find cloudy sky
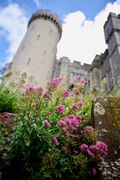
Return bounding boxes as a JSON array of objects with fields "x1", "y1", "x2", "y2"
[{"x1": 0, "y1": 0, "x2": 120, "y2": 67}]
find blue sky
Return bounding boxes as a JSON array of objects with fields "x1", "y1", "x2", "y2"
[
  {"x1": 0, "y1": 0, "x2": 120, "y2": 67},
  {"x1": 0, "y1": 0, "x2": 116, "y2": 19}
]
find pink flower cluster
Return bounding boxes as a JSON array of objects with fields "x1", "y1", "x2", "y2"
[
  {"x1": 36, "y1": 86, "x2": 43, "y2": 95},
  {"x1": 44, "y1": 92, "x2": 51, "y2": 100},
  {"x1": 58, "y1": 115, "x2": 82, "y2": 128},
  {"x1": 52, "y1": 136, "x2": 59, "y2": 146},
  {"x1": 79, "y1": 144, "x2": 89, "y2": 151},
  {"x1": 92, "y1": 168, "x2": 97, "y2": 176},
  {"x1": 63, "y1": 89, "x2": 71, "y2": 97},
  {"x1": 26, "y1": 85, "x2": 35, "y2": 93},
  {"x1": 1, "y1": 112, "x2": 10, "y2": 121},
  {"x1": 72, "y1": 101, "x2": 84, "y2": 110},
  {"x1": 48, "y1": 77, "x2": 62, "y2": 90},
  {"x1": 84, "y1": 126, "x2": 94, "y2": 133},
  {"x1": 25, "y1": 85, "x2": 43, "y2": 95},
  {"x1": 89, "y1": 141, "x2": 108, "y2": 160},
  {"x1": 79, "y1": 143, "x2": 94, "y2": 157},
  {"x1": 58, "y1": 115, "x2": 82, "y2": 138},
  {"x1": 55, "y1": 105, "x2": 65, "y2": 114},
  {"x1": 74, "y1": 89, "x2": 80, "y2": 96},
  {"x1": 80, "y1": 141, "x2": 108, "y2": 160},
  {"x1": 43, "y1": 120, "x2": 51, "y2": 128},
  {"x1": 76, "y1": 76, "x2": 87, "y2": 85}
]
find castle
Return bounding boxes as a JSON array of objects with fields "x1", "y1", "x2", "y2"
[{"x1": 9, "y1": 10, "x2": 120, "y2": 90}]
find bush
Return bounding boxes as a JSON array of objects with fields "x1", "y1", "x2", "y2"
[
  {"x1": 0, "y1": 85, "x2": 20, "y2": 113},
  {"x1": 0, "y1": 77, "x2": 107, "y2": 180}
]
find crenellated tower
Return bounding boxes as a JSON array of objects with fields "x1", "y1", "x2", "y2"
[
  {"x1": 104, "y1": 13, "x2": 120, "y2": 87},
  {"x1": 10, "y1": 10, "x2": 62, "y2": 88}
]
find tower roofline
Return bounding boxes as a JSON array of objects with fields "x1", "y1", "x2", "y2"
[
  {"x1": 104, "y1": 12, "x2": 120, "y2": 29},
  {"x1": 28, "y1": 10, "x2": 62, "y2": 39}
]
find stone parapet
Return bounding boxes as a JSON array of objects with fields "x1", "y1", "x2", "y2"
[{"x1": 28, "y1": 10, "x2": 62, "y2": 39}]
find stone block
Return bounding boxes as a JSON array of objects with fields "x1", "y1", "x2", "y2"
[{"x1": 92, "y1": 97, "x2": 120, "y2": 160}]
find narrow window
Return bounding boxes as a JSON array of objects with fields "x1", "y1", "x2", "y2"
[
  {"x1": 43, "y1": 50, "x2": 46, "y2": 55},
  {"x1": 49, "y1": 29, "x2": 53, "y2": 34},
  {"x1": 27, "y1": 58, "x2": 31, "y2": 65},
  {"x1": 37, "y1": 34, "x2": 40, "y2": 40}
]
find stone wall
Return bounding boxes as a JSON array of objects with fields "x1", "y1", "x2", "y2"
[
  {"x1": 93, "y1": 97, "x2": 120, "y2": 160},
  {"x1": 92, "y1": 97, "x2": 120, "y2": 179}
]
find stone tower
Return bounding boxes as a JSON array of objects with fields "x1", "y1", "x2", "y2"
[
  {"x1": 11, "y1": 10, "x2": 62, "y2": 88},
  {"x1": 104, "y1": 13, "x2": 120, "y2": 87}
]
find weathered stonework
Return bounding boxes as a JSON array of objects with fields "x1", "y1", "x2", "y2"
[
  {"x1": 89, "y1": 13, "x2": 120, "y2": 91},
  {"x1": 93, "y1": 97, "x2": 120, "y2": 160},
  {"x1": 10, "y1": 10, "x2": 62, "y2": 89},
  {"x1": 7, "y1": 11, "x2": 120, "y2": 90},
  {"x1": 53, "y1": 56, "x2": 90, "y2": 85}
]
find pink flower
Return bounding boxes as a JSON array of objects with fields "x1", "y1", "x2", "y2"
[
  {"x1": 43, "y1": 120, "x2": 51, "y2": 128},
  {"x1": 26, "y1": 85, "x2": 35, "y2": 93},
  {"x1": 36, "y1": 86, "x2": 43, "y2": 95},
  {"x1": 75, "y1": 134, "x2": 81, "y2": 139},
  {"x1": 80, "y1": 79, "x2": 86, "y2": 84},
  {"x1": 89, "y1": 145, "x2": 98, "y2": 151},
  {"x1": 55, "y1": 105, "x2": 65, "y2": 114},
  {"x1": 44, "y1": 92, "x2": 51, "y2": 99},
  {"x1": 96, "y1": 141, "x2": 107, "y2": 151},
  {"x1": 68, "y1": 115, "x2": 76, "y2": 120},
  {"x1": 76, "y1": 76, "x2": 86, "y2": 85},
  {"x1": 74, "y1": 89, "x2": 80, "y2": 96},
  {"x1": 65, "y1": 132, "x2": 71, "y2": 138},
  {"x1": 92, "y1": 168, "x2": 97, "y2": 176},
  {"x1": 76, "y1": 116, "x2": 82, "y2": 123},
  {"x1": 89, "y1": 141, "x2": 108, "y2": 160},
  {"x1": 79, "y1": 144, "x2": 88, "y2": 151},
  {"x1": 87, "y1": 149, "x2": 95, "y2": 157},
  {"x1": 72, "y1": 101, "x2": 84, "y2": 110},
  {"x1": 58, "y1": 120, "x2": 67, "y2": 127},
  {"x1": 84, "y1": 126, "x2": 94, "y2": 133},
  {"x1": 70, "y1": 125, "x2": 77, "y2": 131},
  {"x1": 52, "y1": 136, "x2": 59, "y2": 146},
  {"x1": 1, "y1": 112, "x2": 10, "y2": 121},
  {"x1": 76, "y1": 75, "x2": 82, "y2": 82},
  {"x1": 48, "y1": 78, "x2": 62, "y2": 90},
  {"x1": 66, "y1": 115, "x2": 81, "y2": 128},
  {"x1": 61, "y1": 128, "x2": 67, "y2": 135},
  {"x1": 63, "y1": 90, "x2": 70, "y2": 97},
  {"x1": 45, "y1": 111, "x2": 52, "y2": 115}
]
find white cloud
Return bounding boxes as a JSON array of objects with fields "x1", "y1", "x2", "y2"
[
  {"x1": 0, "y1": 1, "x2": 120, "y2": 67},
  {"x1": 33, "y1": 0, "x2": 41, "y2": 8},
  {"x1": 0, "y1": 3, "x2": 28, "y2": 65},
  {"x1": 57, "y1": 0, "x2": 120, "y2": 64}
]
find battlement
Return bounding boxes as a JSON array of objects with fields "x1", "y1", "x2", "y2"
[
  {"x1": 104, "y1": 12, "x2": 120, "y2": 43},
  {"x1": 28, "y1": 10, "x2": 62, "y2": 39}
]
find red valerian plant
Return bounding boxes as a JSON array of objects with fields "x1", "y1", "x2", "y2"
[{"x1": 0, "y1": 76, "x2": 107, "y2": 180}]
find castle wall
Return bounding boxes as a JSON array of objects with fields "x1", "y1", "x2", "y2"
[
  {"x1": 89, "y1": 13, "x2": 120, "y2": 91},
  {"x1": 8, "y1": 11, "x2": 120, "y2": 91},
  {"x1": 104, "y1": 13, "x2": 120, "y2": 87},
  {"x1": 53, "y1": 57, "x2": 90, "y2": 85}
]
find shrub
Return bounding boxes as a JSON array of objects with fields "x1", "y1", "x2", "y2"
[
  {"x1": 1, "y1": 77, "x2": 107, "y2": 180},
  {"x1": 0, "y1": 85, "x2": 20, "y2": 113}
]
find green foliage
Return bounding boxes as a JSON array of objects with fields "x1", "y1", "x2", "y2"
[
  {"x1": 0, "y1": 77, "x2": 107, "y2": 180},
  {"x1": 0, "y1": 85, "x2": 20, "y2": 113}
]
